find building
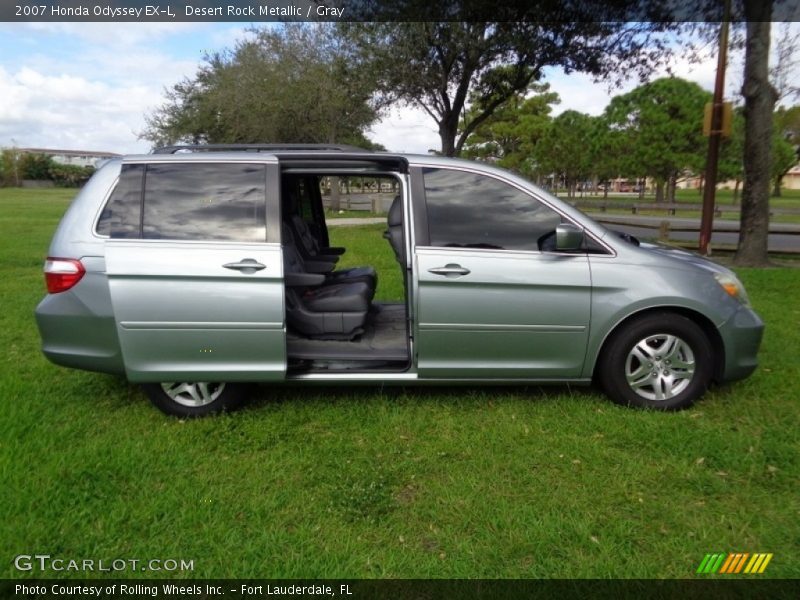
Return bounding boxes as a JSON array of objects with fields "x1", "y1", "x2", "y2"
[{"x1": 782, "y1": 164, "x2": 800, "y2": 190}]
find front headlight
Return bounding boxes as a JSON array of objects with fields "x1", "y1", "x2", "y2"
[{"x1": 714, "y1": 272, "x2": 750, "y2": 306}]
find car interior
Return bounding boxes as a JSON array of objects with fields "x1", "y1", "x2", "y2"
[{"x1": 280, "y1": 172, "x2": 411, "y2": 374}]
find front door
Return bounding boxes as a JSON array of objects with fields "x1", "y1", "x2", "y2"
[
  {"x1": 414, "y1": 166, "x2": 591, "y2": 379},
  {"x1": 104, "y1": 160, "x2": 286, "y2": 383}
]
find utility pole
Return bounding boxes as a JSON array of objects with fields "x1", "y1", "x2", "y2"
[{"x1": 699, "y1": 0, "x2": 732, "y2": 255}]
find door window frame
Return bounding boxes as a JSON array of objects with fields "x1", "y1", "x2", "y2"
[
  {"x1": 96, "y1": 158, "x2": 280, "y2": 245},
  {"x1": 411, "y1": 163, "x2": 615, "y2": 257}
]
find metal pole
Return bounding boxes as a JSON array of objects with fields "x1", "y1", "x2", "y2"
[{"x1": 699, "y1": 0, "x2": 732, "y2": 255}]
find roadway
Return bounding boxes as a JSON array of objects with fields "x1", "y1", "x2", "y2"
[{"x1": 327, "y1": 214, "x2": 800, "y2": 253}]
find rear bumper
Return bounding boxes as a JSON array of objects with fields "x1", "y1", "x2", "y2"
[
  {"x1": 35, "y1": 289, "x2": 124, "y2": 376},
  {"x1": 718, "y1": 305, "x2": 764, "y2": 383}
]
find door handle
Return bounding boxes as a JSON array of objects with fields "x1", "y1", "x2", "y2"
[
  {"x1": 428, "y1": 264, "x2": 471, "y2": 277},
  {"x1": 223, "y1": 259, "x2": 266, "y2": 274}
]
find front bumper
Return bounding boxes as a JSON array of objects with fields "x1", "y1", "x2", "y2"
[{"x1": 717, "y1": 305, "x2": 765, "y2": 383}]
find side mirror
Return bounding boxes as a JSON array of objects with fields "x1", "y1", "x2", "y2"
[{"x1": 555, "y1": 223, "x2": 584, "y2": 251}]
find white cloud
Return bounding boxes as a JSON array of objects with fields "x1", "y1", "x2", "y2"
[
  {"x1": 207, "y1": 25, "x2": 256, "y2": 52},
  {"x1": 0, "y1": 23, "x2": 225, "y2": 153},
  {"x1": 369, "y1": 104, "x2": 440, "y2": 154},
  {"x1": 0, "y1": 63, "x2": 166, "y2": 152}
]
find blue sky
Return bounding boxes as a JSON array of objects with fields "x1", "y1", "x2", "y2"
[{"x1": 0, "y1": 22, "x2": 771, "y2": 155}]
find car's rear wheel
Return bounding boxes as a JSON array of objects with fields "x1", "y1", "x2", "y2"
[
  {"x1": 598, "y1": 313, "x2": 713, "y2": 410},
  {"x1": 142, "y1": 381, "x2": 249, "y2": 417}
]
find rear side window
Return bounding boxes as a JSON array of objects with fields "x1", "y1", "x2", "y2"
[
  {"x1": 142, "y1": 163, "x2": 266, "y2": 242},
  {"x1": 423, "y1": 167, "x2": 561, "y2": 251},
  {"x1": 99, "y1": 164, "x2": 144, "y2": 239}
]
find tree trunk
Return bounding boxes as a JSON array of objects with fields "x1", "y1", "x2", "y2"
[
  {"x1": 329, "y1": 176, "x2": 341, "y2": 212},
  {"x1": 735, "y1": 10, "x2": 777, "y2": 267},
  {"x1": 733, "y1": 178, "x2": 741, "y2": 204},
  {"x1": 667, "y1": 173, "x2": 677, "y2": 203},
  {"x1": 655, "y1": 180, "x2": 665, "y2": 203},
  {"x1": 772, "y1": 177, "x2": 782, "y2": 197},
  {"x1": 439, "y1": 118, "x2": 458, "y2": 157}
]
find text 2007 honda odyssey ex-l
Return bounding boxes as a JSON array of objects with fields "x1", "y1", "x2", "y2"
[{"x1": 35, "y1": 144, "x2": 764, "y2": 416}]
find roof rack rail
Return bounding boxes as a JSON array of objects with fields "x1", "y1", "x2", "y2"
[{"x1": 152, "y1": 143, "x2": 369, "y2": 154}]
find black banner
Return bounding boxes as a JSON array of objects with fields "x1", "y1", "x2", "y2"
[
  {"x1": 3, "y1": 0, "x2": 800, "y2": 23},
  {"x1": 3, "y1": 579, "x2": 800, "y2": 600}
]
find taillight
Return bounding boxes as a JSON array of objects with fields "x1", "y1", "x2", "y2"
[{"x1": 44, "y1": 258, "x2": 85, "y2": 293}]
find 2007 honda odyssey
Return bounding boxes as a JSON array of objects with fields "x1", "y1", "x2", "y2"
[{"x1": 35, "y1": 144, "x2": 764, "y2": 416}]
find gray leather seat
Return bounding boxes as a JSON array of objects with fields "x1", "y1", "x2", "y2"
[
  {"x1": 283, "y1": 224, "x2": 377, "y2": 292},
  {"x1": 385, "y1": 195, "x2": 405, "y2": 265},
  {"x1": 289, "y1": 213, "x2": 345, "y2": 262},
  {"x1": 283, "y1": 242, "x2": 371, "y2": 339}
]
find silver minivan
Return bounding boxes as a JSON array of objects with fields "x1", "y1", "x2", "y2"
[{"x1": 35, "y1": 145, "x2": 764, "y2": 416}]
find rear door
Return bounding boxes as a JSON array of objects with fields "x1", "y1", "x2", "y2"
[
  {"x1": 104, "y1": 159, "x2": 286, "y2": 383},
  {"x1": 413, "y1": 166, "x2": 592, "y2": 379}
]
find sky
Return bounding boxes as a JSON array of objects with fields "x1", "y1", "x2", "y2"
[{"x1": 0, "y1": 22, "x2": 785, "y2": 156}]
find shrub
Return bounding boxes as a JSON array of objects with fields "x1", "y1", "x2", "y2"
[
  {"x1": 48, "y1": 163, "x2": 95, "y2": 187},
  {"x1": 19, "y1": 153, "x2": 55, "y2": 180},
  {"x1": 0, "y1": 149, "x2": 95, "y2": 187},
  {"x1": 0, "y1": 149, "x2": 22, "y2": 186}
]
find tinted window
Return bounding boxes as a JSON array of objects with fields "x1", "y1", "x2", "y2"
[
  {"x1": 423, "y1": 168, "x2": 562, "y2": 251},
  {"x1": 100, "y1": 164, "x2": 144, "y2": 239},
  {"x1": 142, "y1": 163, "x2": 266, "y2": 242}
]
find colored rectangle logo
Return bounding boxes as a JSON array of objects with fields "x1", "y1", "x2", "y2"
[{"x1": 697, "y1": 553, "x2": 772, "y2": 574}]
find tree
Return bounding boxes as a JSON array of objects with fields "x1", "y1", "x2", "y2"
[
  {"x1": 771, "y1": 134, "x2": 798, "y2": 197},
  {"x1": 604, "y1": 77, "x2": 710, "y2": 203},
  {"x1": 0, "y1": 148, "x2": 22, "y2": 186},
  {"x1": 142, "y1": 24, "x2": 379, "y2": 148},
  {"x1": 770, "y1": 22, "x2": 800, "y2": 103},
  {"x1": 536, "y1": 110, "x2": 596, "y2": 198},
  {"x1": 342, "y1": 20, "x2": 679, "y2": 156},
  {"x1": 734, "y1": 7, "x2": 778, "y2": 267},
  {"x1": 588, "y1": 117, "x2": 629, "y2": 199},
  {"x1": 717, "y1": 108, "x2": 746, "y2": 203},
  {"x1": 771, "y1": 105, "x2": 800, "y2": 196},
  {"x1": 460, "y1": 82, "x2": 559, "y2": 180}
]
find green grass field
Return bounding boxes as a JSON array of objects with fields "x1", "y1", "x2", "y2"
[{"x1": 1, "y1": 188, "x2": 798, "y2": 579}]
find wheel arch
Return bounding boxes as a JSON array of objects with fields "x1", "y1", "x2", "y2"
[{"x1": 591, "y1": 306, "x2": 725, "y2": 383}]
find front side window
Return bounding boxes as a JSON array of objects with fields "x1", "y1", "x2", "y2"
[
  {"x1": 423, "y1": 167, "x2": 562, "y2": 251},
  {"x1": 142, "y1": 163, "x2": 266, "y2": 242}
]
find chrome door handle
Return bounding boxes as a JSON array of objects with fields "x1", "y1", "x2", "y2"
[
  {"x1": 428, "y1": 264, "x2": 471, "y2": 277},
  {"x1": 223, "y1": 259, "x2": 266, "y2": 273}
]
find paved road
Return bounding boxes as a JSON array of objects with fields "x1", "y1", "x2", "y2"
[
  {"x1": 328, "y1": 217, "x2": 386, "y2": 227},
  {"x1": 592, "y1": 214, "x2": 800, "y2": 253},
  {"x1": 327, "y1": 214, "x2": 800, "y2": 253}
]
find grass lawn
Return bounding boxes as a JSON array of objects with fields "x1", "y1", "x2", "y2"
[{"x1": 1, "y1": 188, "x2": 798, "y2": 579}]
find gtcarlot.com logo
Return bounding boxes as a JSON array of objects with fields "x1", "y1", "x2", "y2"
[
  {"x1": 14, "y1": 554, "x2": 194, "y2": 573},
  {"x1": 696, "y1": 552, "x2": 773, "y2": 574}
]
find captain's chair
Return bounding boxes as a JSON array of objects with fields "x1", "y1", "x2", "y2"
[{"x1": 384, "y1": 195, "x2": 405, "y2": 266}]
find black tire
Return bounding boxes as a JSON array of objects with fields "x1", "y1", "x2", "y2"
[
  {"x1": 142, "y1": 382, "x2": 250, "y2": 417},
  {"x1": 597, "y1": 312, "x2": 714, "y2": 410}
]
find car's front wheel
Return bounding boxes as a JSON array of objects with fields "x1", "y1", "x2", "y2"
[
  {"x1": 142, "y1": 382, "x2": 249, "y2": 417},
  {"x1": 598, "y1": 313, "x2": 714, "y2": 410}
]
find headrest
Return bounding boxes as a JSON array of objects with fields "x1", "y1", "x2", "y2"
[{"x1": 387, "y1": 195, "x2": 403, "y2": 226}]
